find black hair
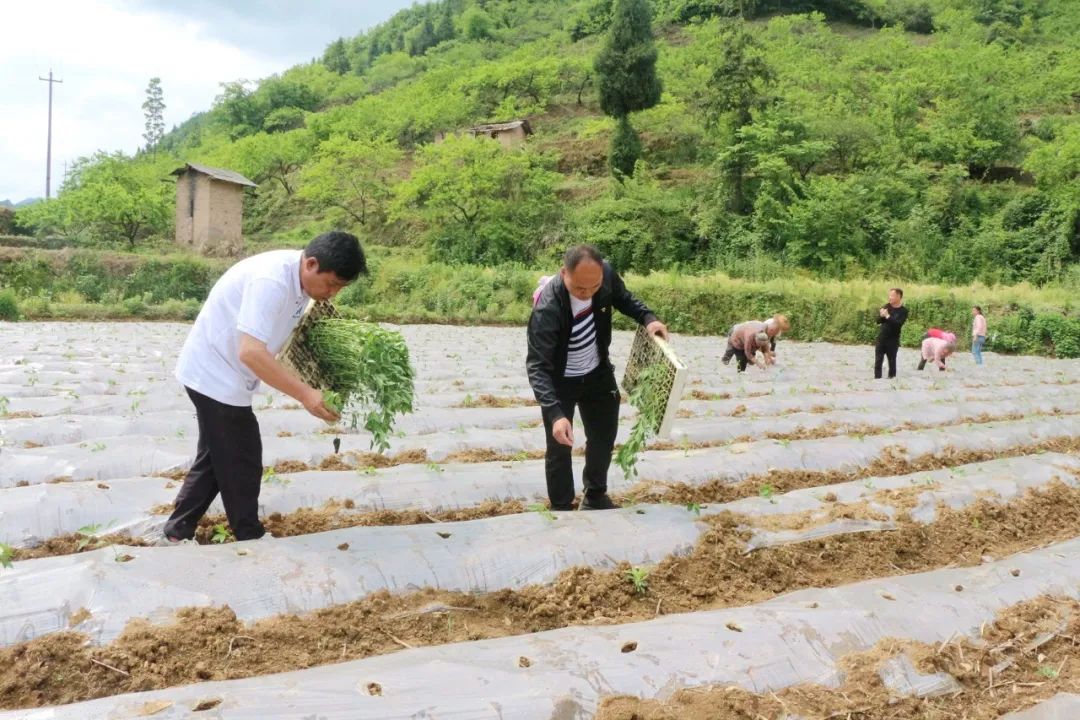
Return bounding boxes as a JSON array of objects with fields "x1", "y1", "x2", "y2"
[
  {"x1": 890, "y1": 287, "x2": 904, "y2": 298},
  {"x1": 563, "y1": 244, "x2": 604, "y2": 271},
  {"x1": 974, "y1": 305, "x2": 983, "y2": 314},
  {"x1": 304, "y1": 231, "x2": 367, "y2": 281}
]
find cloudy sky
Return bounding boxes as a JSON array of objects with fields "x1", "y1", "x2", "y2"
[{"x1": 0, "y1": 0, "x2": 414, "y2": 203}]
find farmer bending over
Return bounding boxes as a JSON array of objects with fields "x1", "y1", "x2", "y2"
[
  {"x1": 161, "y1": 231, "x2": 366, "y2": 544},
  {"x1": 527, "y1": 245, "x2": 668, "y2": 511},
  {"x1": 918, "y1": 335, "x2": 956, "y2": 371},
  {"x1": 722, "y1": 315, "x2": 789, "y2": 372}
]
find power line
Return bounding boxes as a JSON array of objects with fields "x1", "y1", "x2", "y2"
[{"x1": 39, "y1": 69, "x2": 63, "y2": 199}]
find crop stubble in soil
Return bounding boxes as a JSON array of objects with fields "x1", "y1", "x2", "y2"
[
  {"x1": 598, "y1": 596, "x2": 1080, "y2": 720},
  {"x1": 22, "y1": 435, "x2": 1080, "y2": 560},
  {"x1": 3, "y1": 481, "x2": 1080, "y2": 710}
]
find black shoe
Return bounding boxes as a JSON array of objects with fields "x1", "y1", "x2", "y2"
[
  {"x1": 549, "y1": 504, "x2": 574, "y2": 512},
  {"x1": 917, "y1": 359, "x2": 927, "y2": 371},
  {"x1": 580, "y1": 493, "x2": 619, "y2": 511}
]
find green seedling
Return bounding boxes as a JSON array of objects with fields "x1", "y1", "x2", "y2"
[
  {"x1": 261, "y1": 468, "x2": 290, "y2": 486},
  {"x1": 261, "y1": 393, "x2": 275, "y2": 409},
  {"x1": 323, "y1": 389, "x2": 344, "y2": 414},
  {"x1": 863, "y1": 480, "x2": 876, "y2": 490},
  {"x1": 686, "y1": 502, "x2": 702, "y2": 515},
  {"x1": 0, "y1": 543, "x2": 13, "y2": 569},
  {"x1": 625, "y1": 566, "x2": 649, "y2": 594},
  {"x1": 0, "y1": 396, "x2": 8, "y2": 416},
  {"x1": 359, "y1": 465, "x2": 378, "y2": 476},
  {"x1": 425, "y1": 462, "x2": 445, "y2": 473},
  {"x1": 971, "y1": 517, "x2": 981, "y2": 529},
  {"x1": 527, "y1": 503, "x2": 556, "y2": 521},
  {"x1": 91, "y1": 442, "x2": 106, "y2": 452},
  {"x1": 759, "y1": 483, "x2": 776, "y2": 501},
  {"x1": 75, "y1": 523, "x2": 105, "y2": 552},
  {"x1": 511, "y1": 450, "x2": 530, "y2": 463},
  {"x1": 211, "y1": 524, "x2": 234, "y2": 544},
  {"x1": 175, "y1": 428, "x2": 186, "y2": 439},
  {"x1": 1038, "y1": 665, "x2": 1059, "y2": 679},
  {"x1": 679, "y1": 436, "x2": 692, "y2": 457}
]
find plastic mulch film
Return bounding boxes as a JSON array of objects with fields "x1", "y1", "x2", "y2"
[
  {"x1": 1003, "y1": 694, "x2": 1080, "y2": 719},
  {"x1": 3, "y1": 453, "x2": 1076, "y2": 651},
  {"x1": 275, "y1": 299, "x2": 341, "y2": 389},
  {"x1": 621, "y1": 326, "x2": 688, "y2": 439},
  {"x1": 5, "y1": 536, "x2": 1080, "y2": 720}
]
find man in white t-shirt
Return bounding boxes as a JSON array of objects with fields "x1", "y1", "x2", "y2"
[
  {"x1": 526, "y1": 245, "x2": 668, "y2": 511},
  {"x1": 162, "y1": 231, "x2": 367, "y2": 543}
]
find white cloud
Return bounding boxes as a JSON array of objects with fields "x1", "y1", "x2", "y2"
[{"x1": 0, "y1": 1, "x2": 298, "y2": 202}]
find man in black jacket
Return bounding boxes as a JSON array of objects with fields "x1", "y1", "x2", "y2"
[
  {"x1": 527, "y1": 245, "x2": 668, "y2": 511},
  {"x1": 874, "y1": 287, "x2": 908, "y2": 379}
]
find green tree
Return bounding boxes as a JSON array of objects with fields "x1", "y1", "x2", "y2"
[
  {"x1": 323, "y1": 38, "x2": 351, "y2": 74},
  {"x1": 391, "y1": 135, "x2": 560, "y2": 264},
  {"x1": 142, "y1": 77, "x2": 166, "y2": 154},
  {"x1": 227, "y1": 129, "x2": 315, "y2": 196},
  {"x1": 407, "y1": 14, "x2": 438, "y2": 56},
  {"x1": 435, "y1": 2, "x2": 456, "y2": 43},
  {"x1": 594, "y1": 0, "x2": 662, "y2": 177},
  {"x1": 299, "y1": 136, "x2": 403, "y2": 225},
  {"x1": 18, "y1": 152, "x2": 173, "y2": 247},
  {"x1": 462, "y1": 7, "x2": 494, "y2": 40},
  {"x1": 699, "y1": 21, "x2": 775, "y2": 212}
]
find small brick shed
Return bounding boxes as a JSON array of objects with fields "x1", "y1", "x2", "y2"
[
  {"x1": 171, "y1": 163, "x2": 256, "y2": 257},
  {"x1": 435, "y1": 119, "x2": 533, "y2": 148}
]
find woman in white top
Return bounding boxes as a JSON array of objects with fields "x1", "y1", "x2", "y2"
[{"x1": 972, "y1": 306, "x2": 988, "y2": 365}]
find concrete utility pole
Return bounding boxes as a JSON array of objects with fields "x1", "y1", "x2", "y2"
[{"x1": 39, "y1": 69, "x2": 63, "y2": 199}]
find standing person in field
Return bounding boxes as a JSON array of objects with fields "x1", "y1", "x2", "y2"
[
  {"x1": 527, "y1": 245, "x2": 668, "y2": 511},
  {"x1": 161, "y1": 231, "x2": 367, "y2": 544},
  {"x1": 722, "y1": 315, "x2": 790, "y2": 371},
  {"x1": 874, "y1": 288, "x2": 908, "y2": 379},
  {"x1": 972, "y1": 306, "x2": 988, "y2": 365}
]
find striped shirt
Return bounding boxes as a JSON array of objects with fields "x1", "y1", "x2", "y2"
[{"x1": 564, "y1": 295, "x2": 600, "y2": 377}]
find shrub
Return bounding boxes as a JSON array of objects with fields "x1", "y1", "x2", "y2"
[{"x1": 0, "y1": 289, "x2": 19, "y2": 321}]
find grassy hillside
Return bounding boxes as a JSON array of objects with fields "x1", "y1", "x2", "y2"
[{"x1": 10, "y1": 0, "x2": 1080, "y2": 289}]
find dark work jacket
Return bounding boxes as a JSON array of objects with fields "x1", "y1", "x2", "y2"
[
  {"x1": 527, "y1": 262, "x2": 657, "y2": 424},
  {"x1": 876, "y1": 303, "x2": 908, "y2": 344}
]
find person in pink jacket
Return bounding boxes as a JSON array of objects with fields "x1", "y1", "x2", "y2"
[
  {"x1": 972, "y1": 306, "x2": 987, "y2": 365},
  {"x1": 918, "y1": 336, "x2": 956, "y2": 371}
]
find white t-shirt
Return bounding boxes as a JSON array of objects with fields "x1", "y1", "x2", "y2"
[
  {"x1": 564, "y1": 294, "x2": 600, "y2": 377},
  {"x1": 176, "y1": 250, "x2": 309, "y2": 406}
]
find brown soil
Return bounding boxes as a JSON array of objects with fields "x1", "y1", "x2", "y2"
[
  {"x1": 688, "y1": 390, "x2": 731, "y2": 401},
  {"x1": 3, "y1": 482, "x2": 1079, "y2": 710},
  {"x1": 444, "y1": 448, "x2": 549, "y2": 463},
  {"x1": 19, "y1": 435, "x2": 1080, "y2": 562},
  {"x1": 453, "y1": 394, "x2": 537, "y2": 409},
  {"x1": 22, "y1": 441, "x2": 43, "y2": 449},
  {"x1": 270, "y1": 460, "x2": 310, "y2": 474},
  {"x1": 191, "y1": 498, "x2": 531, "y2": 542},
  {"x1": 153, "y1": 468, "x2": 188, "y2": 481},
  {"x1": 597, "y1": 596, "x2": 1080, "y2": 720},
  {"x1": 3, "y1": 411, "x2": 41, "y2": 419},
  {"x1": 629, "y1": 436, "x2": 1080, "y2": 506},
  {"x1": 12, "y1": 533, "x2": 150, "y2": 561}
]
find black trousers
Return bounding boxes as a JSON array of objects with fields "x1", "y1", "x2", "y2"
[
  {"x1": 543, "y1": 367, "x2": 621, "y2": 509},
  {"x1": 874, "y1": 338, "x2": 900, "y2": 379},
  {"x1": 164, "y1": 387, "x2": 266, "y2": 541}
]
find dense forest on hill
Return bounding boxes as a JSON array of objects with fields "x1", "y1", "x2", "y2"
[{"x1": 14, "y1": 0, "x2": 1080, "y2": 287}]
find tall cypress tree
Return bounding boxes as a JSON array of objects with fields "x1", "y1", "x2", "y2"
[{"x1": 594, "y1": 0, "x2": 661, "y2": 177}]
